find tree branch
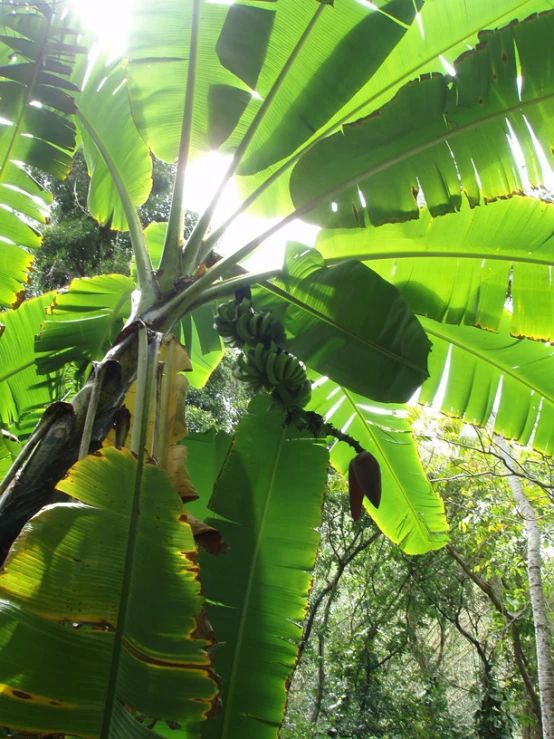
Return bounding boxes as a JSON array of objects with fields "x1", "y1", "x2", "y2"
[{"x1": 447, "y1": 544, "x2": 541, "y2": 723}]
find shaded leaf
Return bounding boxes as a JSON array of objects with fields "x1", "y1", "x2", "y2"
[
  {"x1": 200, "y1": 395, "x2": 328, "y2": 737},
  {"x1": 254, "y1": 243, "x2": 431, "y2": 403},
  {"x1": 0, "y1": 447, "x2": 219, "y2": 735}
]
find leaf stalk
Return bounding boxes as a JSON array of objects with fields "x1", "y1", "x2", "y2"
[
  {"x1": 158, "y1": 0, "x2": 201, "y2": 291},
  {"x1": 182, "y1": 3, "x2": 328, "y2": 273}
]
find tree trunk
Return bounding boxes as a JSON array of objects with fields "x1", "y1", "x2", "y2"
[
  {"x1": 448, "y1": 544, "x2": 542, "y2": 725},
  {"x1": 495, "y1": 434, "x2": 554, "y2": 739}
]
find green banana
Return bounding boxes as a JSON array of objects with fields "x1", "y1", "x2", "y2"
[
  {"x1": 265, "y1": 350, "x2": 279, "y2": 386},
  {"x1": 273, "y1": 351, "x2": 288, "y2": 382}
]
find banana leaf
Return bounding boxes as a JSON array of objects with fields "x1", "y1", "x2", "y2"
[
  {"x1": 126, "y1": 0, "x2": 256, "y2": 161},
  {"x1": 254, "y1": 243, "x2": 431, "y2": 404},
  {"x1": 0, "y1": 447, "x2": 218, "y2": 736},
  {"x1": 74, "y1": 50, "x2": 153, "y2": 231},
  {"x1": 0, "y1": 2, "x2": 82, "y2": 302},
  {"x1": 199, "y1": 395, "x2": 328, "y2": 738},
  {"x1": 236, "y1": 0, "x2": 553, "y2": 217},
  {"x1": 419, "y1": 314, "x2": 554, "y2": 454},
  {"x1": 35, "y1": 274, "x2": 135, "y2": 374},
  {"x1": 0, "y1": 294, "x2": 56, "y2": 438},
  {"x1": 317, "y1": 197, "x2": 554, "y2": 341},
  {"x1": 289, "y1": 10, "x2": 554, "y2": 228},
  {"x1": 308, "y1": 376, "x2": 448, "y2": 554}
]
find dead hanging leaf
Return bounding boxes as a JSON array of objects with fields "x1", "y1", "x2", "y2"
[
  {"x1": 166, "y1": 445, "x2": 198, "y2": 503},
  {"x1": 348, "y1": 450, "x2": 381, "y2": 521},
  {"x1": 168, "y1": 373, "x2": 188, "y2": 446},
  {"x1": 105, "y1": 334, "x2": 191, "y2": 454},
  {"x1": 186, "y1": 513, "x2": 229, "y2": 555}
]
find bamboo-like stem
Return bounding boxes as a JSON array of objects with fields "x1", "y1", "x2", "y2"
[
  {"x1": 151, "y1": 360, "x2": 165, "y2": 462},
  {"x1": 155, "y1": 338, "x2": 176, "y2": 468},
  {"x1": 78, "y1": 362, "x2": 103, "y2": 460},
  {"x1": 100, "y1": 332, "x2": 162, "y2": 739},
  {"x1": 158, "y1": 0, "x2": 201, "y2": 291},
  {"x1": 76, "y1": 110, "x2": 158, "y2": 305},
  {"x1": 130, "y1": 326, "x2": 149, "y2": 455},
  {"x1": 181, "y1": 3, "x2": 327, "y2": 274}
]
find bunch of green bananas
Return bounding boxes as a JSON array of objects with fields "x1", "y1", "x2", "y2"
[
  {"x1": 214, "y1": 297, "x2": 312, "y2": 409},
  {"x1": 213, "y1": 298, "x2": 276, "y2": 349}
]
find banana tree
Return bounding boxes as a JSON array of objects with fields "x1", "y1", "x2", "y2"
[{"x1": 1, "y1": 0, "x2": 554, "y2": 736}]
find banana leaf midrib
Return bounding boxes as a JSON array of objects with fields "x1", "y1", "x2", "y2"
[
  {"x1": 0, "y1": 359, "x2": 35, "y2": 385},
  {"x1": 219, "y1": 425, "x2": 285, "y2": 739},
  {"x1": 323, "y1": 249, "x2": 554, "y2": 267},
  {"x1": 263, "y1": 281, "x2": 428, "y2": 375},
  {"x1": 422, "y1": 320, "x2": 554, "y2": 406},
  {"x1": 342, "y1": 387, "x2": 434, "y2": 541}
]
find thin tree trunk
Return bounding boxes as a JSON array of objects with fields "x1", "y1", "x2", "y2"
[
  {"x1": 495, "y1": 434, "x2": 554, "y2": 739},
  {"x1": 448, "y1": 544, "x2": 542, "y2": 725}
]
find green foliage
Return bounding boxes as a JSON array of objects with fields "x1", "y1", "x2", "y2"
[
  {"x1": 2, "y1": 0, "x2": 554, "y2": 736},
  {"x1": 0, "y1": 447, "x2": 218, "y2": 735},
  {"x1": 31, "y1": 152, "x2": 178, "y2": 293},
  {"x1": 186, "y1": 352, "x2": 250, "y2": 433}
]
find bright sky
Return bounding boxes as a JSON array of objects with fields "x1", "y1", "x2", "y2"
[{"x1": 69, "y1": 0, "x2": 319, "y2": 273}]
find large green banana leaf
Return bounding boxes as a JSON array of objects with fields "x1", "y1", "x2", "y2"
[
  {"x1": 308, "y1": 375, "x2": 448, "y2": 555},
  {"x1": 124, "y1": 0, "x2": 417, "y2": 166},
  {"x1": 0, "y1": 446, "x2": 218, "y2": 736},
  {"x1": 254, "y1": 243, "x2": 431, "y2": 403},
  {"x1": 0, "y1": 293, "x2": 56, "y2": 439},
  {"x1": 75, "y1": 50, "x2": 153, "y2": 232},
  {"x1": 419, "y1": 314, "x2": 554, "y2": 455},
  {"x1": 317, "y1": 197, "x2": 554, "y2": 341},
  {"x1": 35, "y1": 247, "x2": 222, "y2": 388},
  {"x1": 289, "y1": 10, "x2": 554, "y2": 228},
  {"x1": 199, "y1": 396, "x2": 328, "y2": 738},
  {"x1": 35, "y1": 274, "x2": 135, "y2": 374},
  {"x1": 234, "y1": 0, "x2": 421, "y2": 174},
  {"x1": 181, "y1": 429, "x2": 233, "y2": 523},
  {"x1": 126, "y1": 0, "x2": 256, "y2": 161},
  {"x1": 235, "y1": 0, "x2": 553, "y2": 217},
  {"x1": 0, "y1": 3, "x2": 82, "y2": 304}
]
